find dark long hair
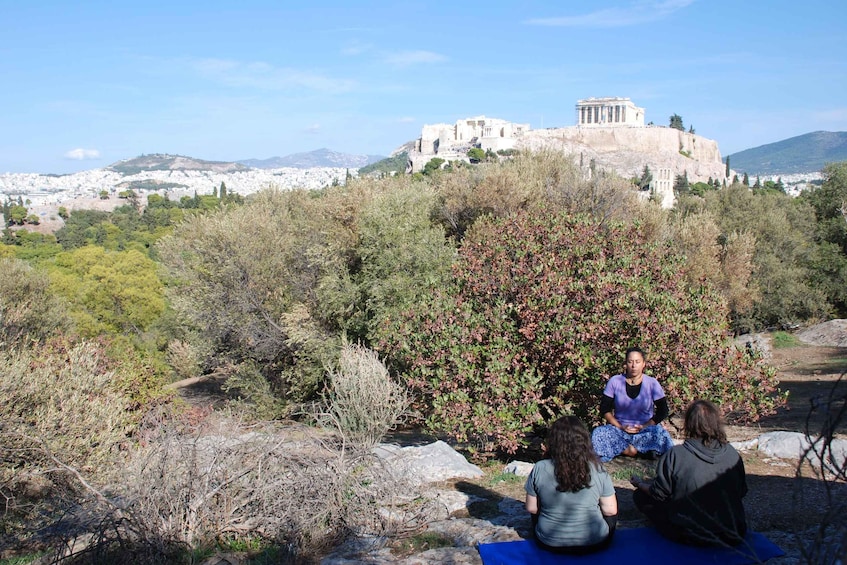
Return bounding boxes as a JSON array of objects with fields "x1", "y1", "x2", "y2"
[
  {"x1": 684, "y1": 399, "x2": 728, "y2": 445},
  {"x1": 546, "y1": 416, "x2": 600, "y2": 493}
]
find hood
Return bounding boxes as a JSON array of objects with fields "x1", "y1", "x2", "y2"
[{"x1": 682, "y1": 438, "x2": 728, "y2": 464}]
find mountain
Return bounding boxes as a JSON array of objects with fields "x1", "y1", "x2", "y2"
[
  {"x1": 727, "y1": 131, "x2": 847, "y2": 175},
  {"x1": 107, "y1": 153, "x2": 249, "y2": 175},
  {"x1": 239, "y1": 148, "x2": 386, "y2": 169}
]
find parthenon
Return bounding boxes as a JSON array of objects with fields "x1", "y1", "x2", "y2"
[{"x1": 576, "y1": 97, "x2": 644, "y2": 127}]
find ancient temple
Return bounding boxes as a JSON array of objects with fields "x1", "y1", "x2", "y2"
[{"x1": 576, "y1": 97, "x2": 644, "y2": 127}]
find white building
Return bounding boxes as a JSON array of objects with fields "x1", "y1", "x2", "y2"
[{"x1": 576, "y1": 97, "x2": 645, "y2": 127}]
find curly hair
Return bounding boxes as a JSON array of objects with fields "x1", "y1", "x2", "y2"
[
  {"x1": 546, "y1": 416, "x2": 600, "y2": 493},
  {"x1": 684, "y1": 399, "x2": 727, "y2": 445}
]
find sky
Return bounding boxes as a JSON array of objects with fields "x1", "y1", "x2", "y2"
[{"x1": 1, "y1": 0, "x2": 845, "y2": 174}]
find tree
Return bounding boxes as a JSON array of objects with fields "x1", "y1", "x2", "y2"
[
  {"x1": 674, "y1": 171, "x2": 690, "y2": 194},
  {"x1": 48, "y1": 246, "x2": 165, "y2": 336},
  {"x1": 725, "y1": 157, "x2": 731, "y2": 179},
  {"x1": 742, "y1": 172, "x2": 750, "y2": 186},
  {"x1": 688, "y1": 125, "x2": 696, "y2": 134},
  {"x1": 669, "y1": 114, "x2": 684, "y2": 131},
  {"x1": 57, "y1": 206, "x2": 69, "y2": 220},
  {"x1": 753, "y1": 176, "x2": 761, "y2": 189},
  {"x1": 638, "y1": 165, "x2": 653, "y2": 191},
  {"x1": 467, "y1": 147, "x2": 486, "y2": 163},
  {"x1": 7, "y1": 205, "x2": 28, "y2": 225},
  {"x1": 422, "y1": 158, "x2": 445, "y2": 176},
  {"x1": 220, "y1": 181, "x2": 227, "y2": 200},
  {"x1": 100, "y1": 189, "x2": 109, "y2": 200}
]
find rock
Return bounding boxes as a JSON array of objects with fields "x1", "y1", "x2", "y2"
[
  {"x1": 758, "y1": 431, "x2": 847, "y2": 469},
  {"x1": 734, "y1": 332, "x2": 772, "y2": 360},
  {"x1": 731, "y1": 438, "x2": 759, "y2": 451},
  {"x1": 374, "y1": 440, "x2": 484, "y2": 486},
  {"x1": 796, "y1": 319, "x2": 847, "y2": 347},
  {"x1": 503, "y1": 461, "x2": 534, "y2": 477}
]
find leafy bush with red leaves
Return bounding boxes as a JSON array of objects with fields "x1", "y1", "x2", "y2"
[{"x1": 381, "y1": 210, "x2": 783, "y2": 454}]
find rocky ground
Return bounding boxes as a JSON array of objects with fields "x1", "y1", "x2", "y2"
[{"x1": 318, "y1": 326, "x2": 847, "y2": 565}]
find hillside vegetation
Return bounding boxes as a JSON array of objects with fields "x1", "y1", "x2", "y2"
[
  {"x1": 728, "y1": 130, "x2": 847, "y2": 175},
  {"x1": 1, "y1": 152, "x2": 846, "y2": 561}
]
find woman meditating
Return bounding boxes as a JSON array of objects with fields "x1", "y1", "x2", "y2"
[
  {"x1": 630, "y1": 399, "x2": 748, "y2": 546},
  {"x1": 525, "y1": 416, "x2": 618, "y2": 554},
  {"x1": 591, "y1": 347, "x2": 674, "y2": 462}
]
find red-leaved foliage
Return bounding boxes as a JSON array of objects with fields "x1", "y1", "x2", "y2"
[{"x1": 380, "y1": 210, "x2": 784, "y2": 454}]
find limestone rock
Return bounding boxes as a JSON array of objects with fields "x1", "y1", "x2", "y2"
[
  {"x1": 503, "y1": 461, "x2": 534, "y2": 477},
  {"x1": 374, "y1": 440, "x2": 484, "y2": 486}
]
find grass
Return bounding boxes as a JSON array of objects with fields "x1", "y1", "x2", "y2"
[
  {"x1": 0, "y1": 554, "x2": 47, "y2": 565},
  {"x1": 391, "y1": 531, "x2": 454, "y2": 556},
  {"x1": 772, "y1": 331, "x2": 801, "y2": 349}
]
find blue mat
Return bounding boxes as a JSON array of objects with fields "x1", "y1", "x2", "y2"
[{"x1": 478, "y1": 528, "x2": 784, "y2": 564}]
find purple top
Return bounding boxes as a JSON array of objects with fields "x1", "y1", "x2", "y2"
[{"x1": 603, "y1": 374, "x2": 666, "y2": 427}]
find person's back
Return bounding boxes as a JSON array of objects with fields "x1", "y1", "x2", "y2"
[
  {"x1": 631, "y1": 399, "x2": 748, "y2": 546},
  {"x1": 529, "y1": 460, "x2": 612, "y2": 547},
  {"x1": 652, "y1": 438, "x2": 747, "y2": 545}
]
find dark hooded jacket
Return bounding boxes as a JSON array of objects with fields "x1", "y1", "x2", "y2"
[{"x1": 649, "y1": 438, "x2": 748, "y2": 545}]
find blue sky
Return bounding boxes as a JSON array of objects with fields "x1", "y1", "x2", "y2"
[{"x1": 1, "y1": 0, "x2": 845, "y2": 174}]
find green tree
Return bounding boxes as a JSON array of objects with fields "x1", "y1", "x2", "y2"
[
  {"x1": 725, "y1": 156, "x2": 731, "y2": 179},
  {"x1": 8, "y1": 204, "x2": 28, "y2": 225},
  {"x1": 467, "y1": 147, "x2": 486, "y2": 163},
  {"x1": 638, "y1": 165, "x2": 653, "y2": 191},
  {"x1": 422, "y1": 158, "x2": 446, "y2": 176},
  {"x1": 57, "y1": 206, "x2": 69, "y2": 220},
  {"x1": 219, "y1": 181, "x2": 227, "y2": 200},
  {"x1": 669, "y1": 114, "x2": 684, "y2": 131},
  {"x1": 742, "y1": 172, "x2": 749, "y2": 186},
  {"x1": 674, "y1": 171, "x2": 690, "y2": 194},
  {"x1": 157, "y1": 189, "x2": 348, "y2": 405},
  {"x1": 48, "y1": 246, "x2": 165, "y2": 336}
]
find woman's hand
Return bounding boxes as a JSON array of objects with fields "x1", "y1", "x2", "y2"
[
  {"x1": 623, "y1": 424, "x2": 642, "y2": 434},
  {"x1": 630, "y1": 474, "x2": 650, "y2": 492}
]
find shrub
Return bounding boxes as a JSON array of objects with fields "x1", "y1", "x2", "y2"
[
  {"x1": 316, "y1": 343, "x2": 409, "y2": 448},
  {"x1": 42, "y1": 422, "x2": 416, "y2": 563},
  {"x1": 0, "y1": 257, "x2": 71, "y2": 345},
  {"x1": 382, "y1": 210, "x2": 783, "y2": 454}
]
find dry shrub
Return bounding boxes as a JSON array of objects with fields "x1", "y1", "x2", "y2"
[
  {"x1": 0, "y1": 340, "x2": 136, "y2": 477},
  {"x1": 317, "y1": 343, "x2": 409, "y2": 449},
  {"x1": 44, "y1": 420, "x2": 421, "y2": 563},
  {"x1": 165, "y1": 339, "x2": 202, "y2": 381}
]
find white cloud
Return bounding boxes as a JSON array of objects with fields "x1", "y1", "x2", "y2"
[
  {"x1": 64, "y1": 148, "x2": 101, "y2": 160},
  {"x1": 525, "y1": 0, "x2": 694, "y2": 28},
  {"x1": 189, "y1": 58, "x2": 356, "y2": 93},
  {"x1": 398, "y1": 116, "x2": 416, "y2": 123},
  {"x1": 383, "y1": 50, "x2": 447, "y2": 67},
  {"x1": 303, "y1": 124, "x2": 321, "y2": 134}
]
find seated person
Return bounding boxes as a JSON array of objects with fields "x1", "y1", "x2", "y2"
[
  {"x1": 591, "y1": 346, "x2": 674, "y2": 462},
  {"x1": 525, "y1": 416, "x2": 618, "y2": 554},
  {"x1": 630, "y1": 399, "x2": 748, "y2": 546}
]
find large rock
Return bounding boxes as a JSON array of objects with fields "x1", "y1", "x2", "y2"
[
  {"x1": 796, "y1": 319, "x2": 847, "y2": 347},
  {"x1": 758, "y1": 431, "x2": 847, "y2": 469},
  {"x1": 374, "y1": 440, "x2": 484, "y2": 486}
]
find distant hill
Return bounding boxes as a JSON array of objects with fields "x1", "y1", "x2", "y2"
[
  {"x1": 107, "y1": 154, "x2": 248, "y2": 175},
  {"x1": 359, "y1": 152, "x2": 408, "y2": 177},
  {"x1": 239, "y1": 148, "x2": 386, "y2": 169},
  {"x1": 727, "y1": 131, "x2": 847, "y2": 175}
]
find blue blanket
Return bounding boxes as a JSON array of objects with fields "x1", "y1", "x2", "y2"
[{"x1": 477, "y1": 528, "x2": 784, "y2": 565}]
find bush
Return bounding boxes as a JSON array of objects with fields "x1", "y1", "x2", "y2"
[
  {"x1": 0, "y1": 257, "x2": 71, "y2": 345},
  {"x1": 41, "y1": 422, "x2": 416, "y2": 563},
  {"x1": 382, "y1": 210, "x2": 784, "y2": 454},
  {"x1": 316, "y1": 343, "x2": 409, "y2": 448}
]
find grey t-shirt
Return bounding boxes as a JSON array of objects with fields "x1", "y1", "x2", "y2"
[{"x1": 525, "y1": 459, "x2": 614, "y2": 547}]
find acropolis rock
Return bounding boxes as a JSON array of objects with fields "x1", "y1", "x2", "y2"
[{"x1": 408, "y1": 98, "x2": 729, "y2": 209}]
